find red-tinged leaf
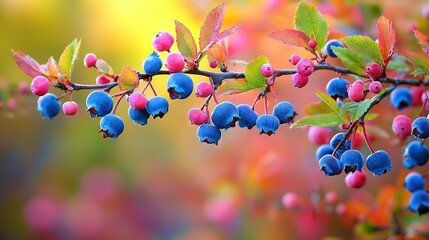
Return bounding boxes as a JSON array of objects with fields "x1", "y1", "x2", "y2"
[
  {"x1": 413, "y1": 29, "x2": 429, "y2": 55},
  {"x1": 95, "y1": 59, "x2": 114, "y2": 75},
  {"x1": 200, "y1": 25, "x2": 243, "y2": 54},
  {"x1": 46, "y1": 57, "x2": 58, "y2": 80},
  {"x1": 118, "y1": 66, "x2": 139, "y2": 91},
  {"x1": 58, "y1": 39, "x2": 81, "y2": 84},
  {"x1": 207, "y1": 39, "x2": 228, "y2": 66},
  {"x1": 11, "y1": 50, "x2": 46, "y2": 78},
  {"x1": 377, "y1": 16, "x2": 396, "y2": 60},
  {"x1": 199, "y1": 2, "x2": 227, "y2": 51},
  {"x1": 216, "y1": 78, "x2": 251, "y2": 95},
  {"x1": 399, "y1": 50, "x2": 429, "y2": 75},
  {"x1": 268, "y1": 29, "x2": 311, "y2": 50},
  {"x1": 175, "y1": 20, "x2": 198, "y2": 59}
]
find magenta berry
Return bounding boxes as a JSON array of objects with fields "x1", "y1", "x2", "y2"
[
  {"x1": 62, "y1": 101, "x2": 79, "y2": 116},
  {"x1": 165, "y1": 52, "x2": 185, "y2": 73},
  {"x1": 347, "y1": 84, "x2": 364, "y2": 102},
  {"x1": 152, "y1": 31, "x2": 174, "y2": 52},
  {"x1": 392, "y1": 115, "x2": 412, "y2": 138},
  {"x1": 84, "y1": 53, "x2": 97, "y2": 68},
  {"x1": 281, "y1": 192, "x2": 300, "y2": 209},
  {"x1": 353, "y1": 80, "x2": 364, "y2": 86},
  {"x1": 324, "y1": 191, "x2": 339, "y2": 205},
  {"x1": 188, "y1": 108, "x2": 208, "y2": 125},
  {"x1": 6, "y1": 98, "x2": 17, "y2": 111},
  {"x1": 366, "y1": 63, "x2": 382, "y2": 78},
  {"x1": 369, "y1": 81, "x2": 382, "y2": 94},
  {"x1": 308, "y1": 39, "x2": 317, "y2": 49},
  {"x1": 296, "y1": 58, "x2": 314, "y2": 76},
  {"x1": 196, "y1": 81, "x2": 213, "y2": 98},
  {"x1": 209, "y1": 60, "x2": 218, "y2": 69},
  {"x1": 96, "y1": 75, "x2": 112, "y2": 85},
  {"x1": 129, "y1": 92, "x2": 148, "y2": 110},
  {"x1": 345, "y1": 171, "x2": 367, "y2": 188},
  {"x1": 308, "y1": 126, "x2": 331, "y2": 145},
  {"x1": 31, "y1": 76, "x2": 50, "y2": 96},
  {"x1": 411, "y1": 86, "x2": 424, "y2": 106},
  {"x1": 291, "y1": 73, "x2": 309, "y2": 88},
  {"x1": 260, "y1": 63, "x2": 274, "y2": 77},
  {"x1": 289, "y1": 54, "x2": 301, "y2": 65}
]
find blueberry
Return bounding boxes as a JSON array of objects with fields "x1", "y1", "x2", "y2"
[
  {"x1": 403, "y1": 141, "x2": 429, "y2": 166},
  {"x1": 86, "y1": 91, "x2": 113, "y2": 118},
  {"x1": 408, "y1": 190, "x2": 429, "y2": 215},
  {"x1": 404, "y1": 172, "x2": 426, "y2": 193},
  {"x1": 319, "y1": 154, "x2": 342, "y2": 176},
  {"x1": 390, "y1": 87, "x2": 412, "y2": 111},
  {"x1": 326, "y1": 78, "x2": 349, "y2": 99},
  {"x1": 366, "y1": 150, "x2": 392, "y2": 176},
  {"x1": 273, "y1": 101, "x2": 297, "y2": 124},
  {"x1": 315, "y1": 144, "x2": 334, "y2": 161},
  {"x1": 146, "y1": 96, "x2": 169, "y2": 118},
  {"x1": 167, "y1": 73, "x2": 194, "y2": 100},
  {"x1": 128, "y1": 106, "x2": 150, "y2": 125},
  {"x1": 143, "y1": 51, "x2": 163, "y2": 75},
  {"x1": 256, "y1": 114, "x2": 280, "y2": 135},
  {"x1": 340, "y1": 149, "x2": 364, "y2": 174},
  {"x1": 99, "y1": 114, "x2": 124, "y2": 140},
  {"x1": 403, "y1": 158, "x2": 417, "y2": 169},
  {"x1": 211, "y1": 102, "x2": 239, "y2": 129},
  {"x1": 197, "y1": 124, "x2": 221, "y2": 145},
  {"x1": 36, "y1": 93, "x2": 61, "y2": 120},
  {"x1": 324, "y1": 39, "x2": 344, "y2": 58},
  {"x1": 412, "y1": 117, "x2": 429, "y2": 139},
  {"x1": 237, "y1": 104, "x2": 258, "y2": 129},
  {"x1": 329, "y1": 132, "x2": 351, "y2": 154}
]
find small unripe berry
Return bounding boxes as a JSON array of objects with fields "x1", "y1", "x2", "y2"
[
  {"x1": 152, "y1": 31, "x2": 174, "y2": 52},
  {"x1": 195, "y1": 81, "x2": 213, "y2": 98},
  {"x1": 31, "y1": 76, "x2": 50, "y2": 96},
  {"x1": 392, "y1": 115, "x2": 412, "y2": 138},
  {"x1": 129, "y1": 92, "x2": 148, "y2": 110},
  {"x1": 165, "y1": 52, "x2": 185, "y2": 73},
  {"x1": 369, "y1": 81, "x2": 382, "y2": 94},
  {"x1": 291, "y1": 73, "x2": 309, "y2": 88},
  {"x1": 308, "y1": 39, "x2": 317, "y2": 49},
  {"x1": 6, "y1": 98, "x2": 17, "y2": 111},
  {"x1": 296, "y1": 58, "x2": 314, "y2": 76},
  {"x1": 345, "y1": 171, "x2": 367, "y2": 188},
  {"x1": 289, "y1": 54, "x2": 301, "y2": 65},
  {"x1": 308, "y1": 126, "x2": 332, "y2": 145},
  {"x1": 96, "y1": 75, "x2": 112, "y2": 85},
  {"x1": 188, "y1": 108, "x2": 208, "y2": 125},
  {"x1": 18, "y1": 82, "x2": 30, "y2": 94},
  {"x1": 282, "y1": 192, "x2": 300, "y2": 209},
  {"x1": 209, "y1": 60, "x2": 218, "y2": 68},
  {"x1": 366, "y1": 63, "x2": 382, "y2": 78},
  {"x1": 324, "y1": 191, "x2": 339, "y2": 205},
  {"x1": 62, "y1": 101, "x2": 79, "y2": 115},
  {"x1": 260, "y1": 63, "x2": 274, "y2": 77},
  {"x1": 84, "y1": 53, "x2": 97, "y2": 68}
]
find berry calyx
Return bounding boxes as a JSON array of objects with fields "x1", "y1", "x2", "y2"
[
  {"x1": 84, "y1": 53, "x2": 97, "y2": 68},
  {"x1": 62, "y1": 101, "x2": 79, "y2": 116},
  {"x1": 165, "y1": 52, "x2": 185, "y2": 73},
  {"x1": 296, "y1": 58, "x2": 314, "y2": 77},
  {"x1": 256, "y1": 114, "x2": 280, "y2": 135},
  {"x1": 31, "y1": 76, "x2": 50, "y2": 96},
  {"x1": 260, "y1": 63, "x2": 274, "y2": 77},
  {"x1": 308, "y1": 39, "x2": 317, "y2": 49},
  {"x1": 197, "y1": 124, "x2": 222, "y2": 145},
  {"x1": 129, "y1": 92, "x2": 148, "y2": 110},
  {"x1": 152, "y1": 31, "x2": 174, "y2": 52}
]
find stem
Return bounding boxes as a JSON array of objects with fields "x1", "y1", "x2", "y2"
[
  {"x1": 251, "y1": 93, "x2": 263, "y2": 110},
  {"x1": 361, "y1": 123, "x2": 375, "y2": 153},
  {"x1": 264, "y1": 95, "x2": 269, "y2": 114},
  {"x1": 112, "y1": 93, "x2": 126, "y2": 114}
]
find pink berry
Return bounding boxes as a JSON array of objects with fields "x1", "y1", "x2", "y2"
[
  {"x1": 209, "y1": 60, "x2": 218, "y2": 68},
  {"x1": 31, "y1": 76, "x2": 50, "y2": 96},
  {"x1": 18, "y1": 82, "x2": 30, "y2": 94},
  {"x1": 24, "y1": 196, "x2": 61, "y2": 231},
  {"x1": 352, "y1": 133, "x2": 364, "y2": 149},
  {"x1": 282, "y1": 192, "x2": 300, "y2": 209},
  {"x1": 423, "y1": 5, "x2": 429, "y2": 19},
  {"x1": 308, "y1": 126, "x2": 332, "y2": 145},
  {"x1": 195, "y1": 81, "x2": 213, "y2": 98},
  {"x1": 152, "y1": 31, "x2": 174, "y2": 52},
  {"x1": 165, "y1": 52, "x2": 185, "y2": 73},
  {"x1": 347, "y1": 84, "x2": 364, "y2": 102},
  {"x1": 308, "y1": 39, "x2": 317, "y2": 49},
  {"x1": 296, "y1": 58, "x2": 314, "y2": 76},
  {"x1": 6, "y1": 98, "x2": 17, "y2": 111},
  {"x1": 84, "y1": 53, "x2": 97, "y2": 68},
  {"x1": 392, "y1": 115, "x2": 412, "y2": 138},
  {"x1": 324, "y1": 191, "x2": 339, "y2": 205},
  {"x1": 421, "y1": 90, "x2": 429, "y2": 111},
  {"x1": 96, "y1": 75, "x2": 112, "y2": 85},
  {"x1": 369, "y1": 81, "x2": 382, "y2": 94},
  {"x1": 411, "y1": 86, "x2": 425, "y2": 106},
  {"x1": 188, "y1": 108, "x2": 209, "y2": 125},
  {"x1": 366, "y1": 63, "x2": 382, "y2": 78},
  {"x1": 336, "y1": 203, "x2": 347, "y2": 216},
  {"x1": 289, "y1": 54, "x2": 301, "y2": 65},
  {"x1": 345, "y1": 171, "x2": 367, "y2": 188},
  {"x1": 62, "y1": 101, "x2": 79, "y2": 115},
  {"x1": 291, "y1": 73, "x2": 309, "y2": 88},
  {"x1": 353, "y1": 80, "x2": 364, "y2": 86},
  {"x1": 129, "y1": 92, "x2": 148, "y2": 110},
  {"x1": 260, "y1": 63, "x2": 274, "y2": 77}
]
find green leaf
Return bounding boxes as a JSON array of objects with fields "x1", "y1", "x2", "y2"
[
  {"x1": 332, "y1": 47, "x2": 366, "y2": 76},
  {"x1": 118, "y1": 66, "x2": 139, "y2": 90},
  {"x1": 58, "y1": 38, "x2": 81, "y2": 84},
  {"x1": 303, "y1": 101, "x2": 335, "y2": 115},
  {"x1": 199, "y1": 3, "x2": 227, "y2": 51},
  {"x1": 175, "y1": 20, "x2": 198, "y2": 59},
  {"x1": 294, "y1": 1, "x2": 328, "y2": 52},
  {"x1": 364, "y1": 113, "x2": 379, "y2": 121},
  {"x1": 216, "y1": 78, "x2": 252, "y2": 95},
  {"x1": 244, "y1": 55, "x2": 269, "y2": 89},
  {"x1": 314, "y1": 89, "x2": 347, "y2": 122},
  {"x1": 95, "y1": 59, "x2": 114, "y2": 75},
  {"x1": 387, "y1": 55, "x2": 409, "y2": 71},
  {"x1": 340, "y1": 101, "x2": 359, "y2": 119},
  {"x1": 355, "y1": 99, "x2": 372, "y2": 121},
  {"x1": 291, "y1": 113, "x2": 344, "y2": 128},
  {"x1": 341, "y1": 36, "x2": 383, "y2": 64}
]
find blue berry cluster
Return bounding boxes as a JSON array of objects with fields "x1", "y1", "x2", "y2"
[{"x1": 405, "y1": 172, "x2": 429, "y2": 215}]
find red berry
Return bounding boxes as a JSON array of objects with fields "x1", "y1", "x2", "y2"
[
  {"x1": 282, "y1": 192, "x2": 300, "y2": 209},
  {"x1": 209, "y1": 60, "x2": 218, "y2": 68},
  {"x1": 129, "y1": 92, "x2": 148, "y2": 110},
  {"x1": 411, "y1": 86, "x2": 425, "y2": 106},
  {"x1": 345, "y1": 170, "x2": 367, "y2": 188},
  {"x1": 152, "y1": 31, "x2": 174, "y2": 52},
  {"x1": 84, "y1": 53, "x2": 97, "y2": 68},
  {"x1": 347, "y1": 84, "x2": 364, "y2": 102},
  {"x1": 96, "y1": 75, "x2": 112, "y2": 85},
  {"x1": 324, "y1": 191, "x2": 339, "y2": 205},
  {"x1": 289, "y1": 54, "x2": 301, "y2": 65},
  {"x1": 392, "y1": 115, "x2": 412, "y2": 138},
  {"x1": 62, "y1": 101, "x2": 79, "y2": 115},
  {"x1": 352, "y1": 133, "x2": 364, "y2": 149},
  {"x1": 165, "y1": 52, "x2": 185, "y2": 73},
  {"x1": 369, "y1": 81, "x2": 382, "y2": 94},
  {"x1": 31, "y1": 76, "x2": 50, "y2": 96},
  {"x1": 188, "y1": 108, "x2": 209, "y2": 125},
  {"x1": 260, "y1": 63, "x2": 274, "y2": 77},
  {"x1": 308, "y1": 39, "x2": 317, "y2": 49},
  {"x1": 308, "y1": 126, "x2": 332, "y2": 145},
  {"x1": 291, "y1": 73, "x2": 309, "y2": 88},
  {"x1": 195, "y1": 81, "x2": 213, "y2": 98},
  {"x1": 366, "y1": 63, "x2": 382, "y2": 78},
  {"x1": 296, "y1": 58, "x2": 314, "y2": 76}
]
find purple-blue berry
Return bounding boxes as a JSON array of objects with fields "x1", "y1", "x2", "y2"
[
  {"x1": 237, "y1": 104, "x2": 258, "y2": 129},
  {"x1": 405, "y1": 172, "x2": 426, "y2": 193},
  {"x1": 146, "y1": 96, "x2": 169, "y2": 118},
  {"x1": 273, "y1": 101, "x2": 297, "y2": 124},
  {"x1": 99, "y1": 114, "x2": 124, "y2": 140},
  {"x1": 197, "y1": 124, "x2": 221, "y2": 145},
  {"x1": 256, "y1": 114, "x2": 280, "y2": 135},
  {"x1": 143, "y1": 51, "x2": 163, "y2": 74},
  {"x1": 403, "y1": 141, "x2": 429, "y2": 166},
  {"x1": 319, "y1": 154, "x2": 342, "y2": 176},
  {"x1": 86, "y1": 91, "x2": 113, "y2": 118},
  {"x1": 36, "y1": 93, "x2": 61, "y2": 120},
  {"x1": 315, "y1": 144, "x2": 334, "y2": 161},
  {"x1": 128, "y1": 106, "x2": 150, "y2": 125},
  {"x1": 403, "y1": 158, "x2": 417, "y2": 169},
  {"x1": 326, "y1": 78, "x2": 349, "y2": 99},
  {"x1": 390, "y1": 87, "x2": 412, "y2": 111},
  {"x1": 340, "y1": 149, "x2": 364, "y2": 174},
  {"x1": 412, "y1": 117, "x2": 429, "y2": 139},
  {"x1": 329, "y1": 132, "x2": 351, "y2": 156},
  {"x1": 408, "y1": 190, "x2": 429, "y2": 215},
  {"x1": 366, "y1": 150, "x2": 392, "y2": 176},
  {"x1": 211, "y1": 102, "x2": 239, "y2": 129},
  {"x1": 167, "y1": 73, "x2": 194, "y2": 100},
  {"x1": 324, "y1": 39, "x2": 344, "y2": 58}
]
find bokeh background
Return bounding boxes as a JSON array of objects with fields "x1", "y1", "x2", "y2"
[{"x1": 1, "y1": 0, "x2": 429, "y2": 239}]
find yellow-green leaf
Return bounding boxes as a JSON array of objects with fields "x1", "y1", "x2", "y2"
[
  {"x1": 341, "y1": 36, "x2": 383, "y2": 64},
  {"x1": 290, "y1": 113, "x2": 344, "y2": 128},
  {"x1": 244, "y1": 55, "x2": 269, "y2": 90},
  {"x1": 175, "y1": 20, "x2": 198, "y2": 59},
  {"x1": 304, "y1": 101, "x2": 335, "y2": 115},
  {"x1": 332, "y1": 46, "x2": 366, "y2": 76},
  {"x1": 314, "y1": 89, "x2": 347, "y2": 122},
  {"x1": 118, "y1": 66, "x2": 139, "y2": 91},
  {"x1": 95, "y1": 59, "x2": 114, "y2": 75},
  {"x1": 58, "y1": 39, "x2": 81, "y2": 84}
]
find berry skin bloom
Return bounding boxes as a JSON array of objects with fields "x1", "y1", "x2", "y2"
[
  {"x1": 389, "y1": 87, "x2": 412, "y2": 111},
  {"x1": 143, "y1": 51, "x2": 163, "y2": 75},
  {"x1": 324, "y1": 39, "x2": 344, "y2": 58},
  {"x1": 412, "y1": 117, "x2": 429, "y2": 139},
  {"x1": 31, "y1": 76, "x2": 50, "y2": 96},
  {"x1": 86, "y1": 91, "x2": 114, "y2": 118},
  {"x1": 326, "y1": 78, "x2": 349, "y2": 99},
  {"x1": 99, "y1": 114, "x2": 124, "y2": 140},
  {"x1": 197, "y1": 124, "x2": 222, "y2": 145},
  {"x1": 404, "y1": 172, "x2": 426, "y2": 193},
  {"x1": 152, "y1": 31, "x2": 174, "y2": 52},
  {"x1": 167, "y1": 73, "x2": 194, "y2": 100},
  {"x1": 237, "y1": 104, "x2": 258, "y2": 129},
  {"x1": 37, "y1": 93, "x2": 61, "y2": 120},
  {"x1": 165, "y1": 52, "x2": 185, "y2": 73},
  {"x1": 319, "y1": 154, "x2": 342, "y2": 176},
  {"x1": 273, "y1": 101, "x2": 297, "y2": 124},
  {"x1": 146, "y1": 96, "x2": 169, "y2": 119},
  {"x1": 315, "y1": 144, "x2": 334, "y2": 161},
  {"x1": 340, "y1": 149, "x2": 364, "y2": 174},
  {"x1": 366, "y1": 150, "x2": 391, "y2": 176},
  {"x1": 392, "y1": 115, "x2": 412, "y2": 138},
  {"x1": 211, "y1": 102, "x2": 239, "y2": 130},
  {"x1": 128, "y1": 106, "x2": 150, "y2": 125},
  {"x1": 408, "y1": 190, "x2": 429, "y2": 215},
  {"x1": 256, "y1": 114, "x2": 280, "y2": 135},
  {"x1": 345, "y1": 170, "x2": 367, "y2": 188},
  {"x1": 403, "y1": 141, "x2": 429, "y2": 166}
]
